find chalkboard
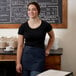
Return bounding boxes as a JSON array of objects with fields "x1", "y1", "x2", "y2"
[{"x1": 0, "y1": 0, "x2": 67, "y2": 28}]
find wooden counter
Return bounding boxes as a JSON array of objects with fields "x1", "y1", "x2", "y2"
[
  {"x1": 45, "y1": 48, "x2": 63, "y2": 70},
  {"x1": 0, "y1": 48, "x2": 63, "y2": 76},
  {"x1": 0, "y1": 49, "x2": 16, "y2": 61},
  {"x1": 0, "y1": 48, "x2": 62, "y2": 61},
  {"x1": 0, "y1": 48, "x2": 63, "y2": 70}
]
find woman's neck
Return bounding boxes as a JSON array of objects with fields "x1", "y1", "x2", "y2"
[{"x1": 29, "y1": 17, "x2": 40, "y2": 23}]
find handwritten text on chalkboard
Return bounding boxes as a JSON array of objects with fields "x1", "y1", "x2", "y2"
[{"x1": 0, "y1": 0, "x2": 62, "y2": 24}]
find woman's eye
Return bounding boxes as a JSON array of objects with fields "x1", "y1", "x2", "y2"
[
  {"x1": 32, "y1": 8, "x2": 37, "y2": 11},
  {"x1": 28, "y1": 8, "x2": 37, "y2": 11}
]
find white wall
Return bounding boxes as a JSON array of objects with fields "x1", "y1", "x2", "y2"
[
  {"x1": 54, "y1": 0, "x2": 76, "y2": 75},
  {"x1": 0, "y1": 0, "x2": 76, "y2": 75},
  {"x1": 0, "y1": 29, "x2": 18, "y2": 37}
]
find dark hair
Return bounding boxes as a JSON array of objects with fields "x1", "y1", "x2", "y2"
[{"x1": 27, "y1": 2, "x2": 40, "y2": 15}]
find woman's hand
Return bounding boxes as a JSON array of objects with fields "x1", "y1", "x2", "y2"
[
  {"x1": 45, "y1": 50, "x2": 50, "y2": 56},
  {"x1": 16, "y1": 63, "x2": 22, "y2": 73}
]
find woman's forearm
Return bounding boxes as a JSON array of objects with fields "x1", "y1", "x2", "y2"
[
  {"x1": 46, "y1": 30, "x2": 55, "y2": 52},
  {"x1": 16, "y1": 35, "x2": 24, "y2": 64},
  {"x1": 46, "y1": 37, "x2": 54, "y2": 51},
  {"x1": 16, "y1": 46, "x2": 23, "y2": 64}
]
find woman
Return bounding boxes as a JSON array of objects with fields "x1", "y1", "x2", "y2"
[{"x1": 16, "y1": 2, "x2": 55, "y2": 76}]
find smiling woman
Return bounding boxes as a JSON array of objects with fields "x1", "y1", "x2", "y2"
[
  {"x1": 27, "y1": 5, "x2": 38, "y2": 18},
  {"x1": 27, "y1": 2, "x2": 41, "y2": 29},
  {"x1": 16, "y1": 2, "x2": 55, "y2": 76}
]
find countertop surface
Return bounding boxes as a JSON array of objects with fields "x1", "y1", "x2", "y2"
[
  {"x1": 49, "y1": 48, "x2": 63, "y2": 55},
  {"x1": 0, "y1": 49, "x2": 16, "y2": 55},
  {"x1": 0, "y1": 48, "x2": 63, "y2": 55}
]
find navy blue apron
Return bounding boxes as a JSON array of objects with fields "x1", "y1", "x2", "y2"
[{"x1": 21, "y1": 46, "x2": 45, "y2": 72}]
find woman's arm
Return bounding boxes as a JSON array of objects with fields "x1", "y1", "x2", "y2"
[
  {"x1": 45, "y1": 30, "x2": 55, "y2": 56},
  {"x1": 16, "y1": 35, "x2": 24, "y2": 73}
]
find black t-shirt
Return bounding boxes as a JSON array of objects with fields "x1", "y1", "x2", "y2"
[{"x1": 18, "y1": 20, "x2": 52, "y2": 49}]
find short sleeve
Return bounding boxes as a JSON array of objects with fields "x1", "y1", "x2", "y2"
[
  {"x1": 18, "y1": 23, "x2": 25, "y2": 35},
  {"x1": 45, "y1": 22, "x2": 52, "y2": 32}
]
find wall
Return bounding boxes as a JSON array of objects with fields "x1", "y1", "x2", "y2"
[
  {"x1": 0, "y1": 0, "x2": 76, "y2": 75},
  {"x1": 54, "y1": 0, "x2": 76, "y2": 75},
  {"x1": 0, "y1": 29, "x2": 18, "y2": 37}
]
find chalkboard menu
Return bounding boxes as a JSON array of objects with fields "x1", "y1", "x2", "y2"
[{"x1": 0, "y1": 0, "x2": 62, "y2": 24}]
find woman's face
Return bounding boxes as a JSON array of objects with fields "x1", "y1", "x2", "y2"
[{"x1": 27, "y1": 4, "x2": 39, "y2": 18}]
